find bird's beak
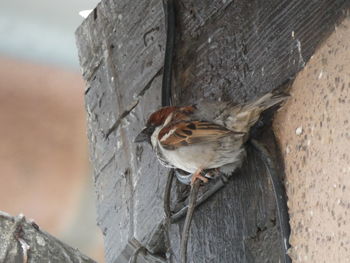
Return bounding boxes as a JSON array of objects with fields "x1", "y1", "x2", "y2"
[{"x1": 134, "y1": 126, "x2": 155, "y2": 143}]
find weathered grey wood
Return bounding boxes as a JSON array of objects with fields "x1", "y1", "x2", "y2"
[
  {"x1": 75, "y1": 0, "x2": 349, "y2": 262},
  {"x1": 168, "y1": 1, "x2": 349, "y2": 262},
  {"x1": 0, "y1": 212, "x2": 96, "y2": 263},
  {"x1": 173, "y1": 0, "x2": 349, "y2": 103},
  {"x1": 76, "y1": 1, "x2": 169, "y2": 261}
]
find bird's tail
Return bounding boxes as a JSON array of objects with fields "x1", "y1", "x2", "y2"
[
  {"x1": 228, "y1": 79, "x2": 292, "y2": 133},
  {"x1": 246, "y1": 88, "x2": 289, "y2": 112},
  {"x1": 245, "y1": 78, "x2": 293, "y2": 111}
]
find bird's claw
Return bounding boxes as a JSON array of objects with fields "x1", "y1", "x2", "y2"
[{"x1": 191, "y1": 170, "x2": 209, "y2": 185}]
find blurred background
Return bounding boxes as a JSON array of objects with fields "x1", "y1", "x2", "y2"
[{"x1": 0, "y1": 0, "x2": 104, "y2": 262}]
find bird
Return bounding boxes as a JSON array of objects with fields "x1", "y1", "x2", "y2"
[{"x1": 135, "y1": 89, "x2": 288, "y2": 184}]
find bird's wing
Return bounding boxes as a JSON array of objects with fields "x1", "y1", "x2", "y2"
[{"x1": 158, "y1": 120, "x2": 242, "y2": 150}]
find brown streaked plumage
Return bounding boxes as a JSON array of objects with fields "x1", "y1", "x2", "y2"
[{"x1": 135, "y1": 90, "x2": 288, "y2": 184}]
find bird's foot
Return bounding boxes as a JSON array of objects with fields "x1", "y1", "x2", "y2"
[{"x1": 191, "y1": 169, "x2": 209, "y2": 185}]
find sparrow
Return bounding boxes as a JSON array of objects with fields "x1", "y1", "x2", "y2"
[{"x1": 135, "y1": 90, "x2": 288, "y2": 184}]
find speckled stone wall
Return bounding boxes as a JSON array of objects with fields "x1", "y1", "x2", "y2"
[{"x1": 274, "y1": 17, "x2": 350, "y2": 263}]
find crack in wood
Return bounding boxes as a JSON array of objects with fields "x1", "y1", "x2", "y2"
[{"x1": 104, "y1": 100, "x2": 139, "y2": 139}]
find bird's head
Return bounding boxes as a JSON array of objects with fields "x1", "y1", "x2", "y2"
[{"x1": 134, "y1": 106, "x2": 177, "y2": 144}]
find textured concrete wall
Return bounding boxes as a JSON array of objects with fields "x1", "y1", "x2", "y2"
[{"x1": 274, "y1": 17, "x2": 350, "y2": 263}]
